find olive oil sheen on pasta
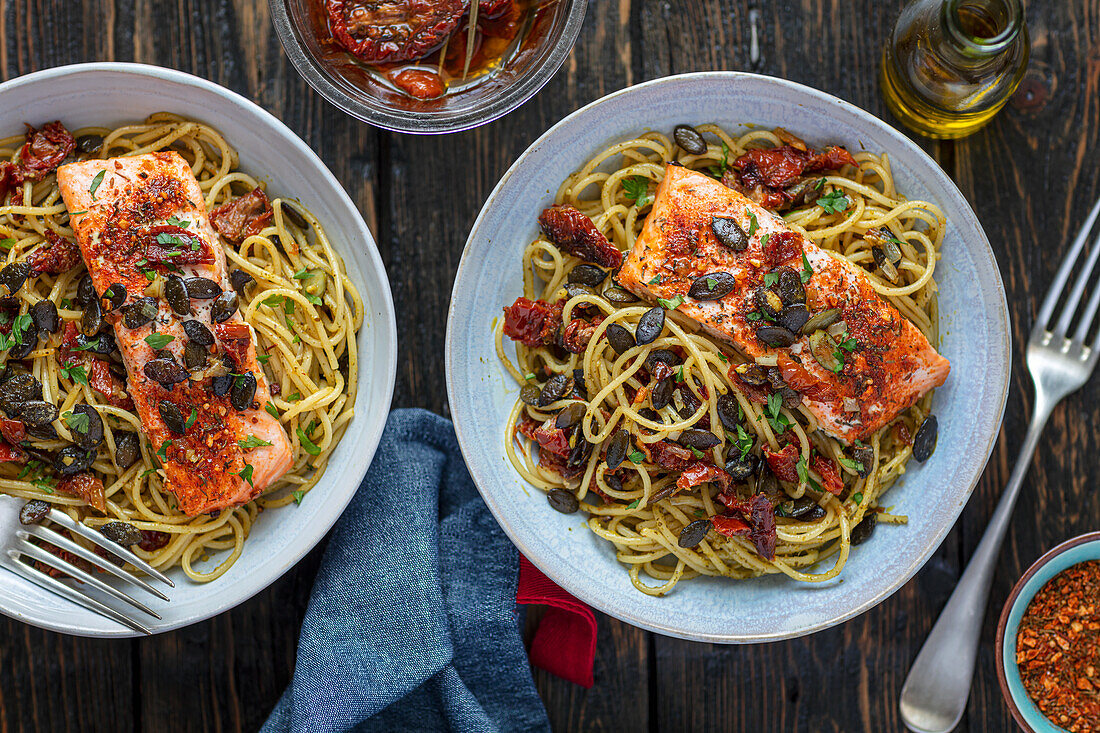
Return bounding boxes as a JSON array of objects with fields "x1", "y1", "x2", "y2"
[{"x1": 880, "y1": 0, "x2": 1029, "y2": 139}]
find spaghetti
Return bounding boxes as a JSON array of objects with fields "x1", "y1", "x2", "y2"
[
  {"x1": 497, "y1": 125, "x2": 945, "y2": 595},
  {"x1": 0, "y1": 114, "x2": 362, "y2": 582}
]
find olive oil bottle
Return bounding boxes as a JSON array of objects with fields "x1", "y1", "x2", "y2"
[{"x1": 880, "y1": 0, "x2": 1029, "y2": 139}]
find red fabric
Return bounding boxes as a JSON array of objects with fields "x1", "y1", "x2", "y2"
[{"x1": 516, "y1": 555, "x2": 597, "y2": 688}]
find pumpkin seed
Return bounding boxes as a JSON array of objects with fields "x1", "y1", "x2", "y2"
[
  {"x1": 537, "y1": 374, "x2": 570, "y2": 407},
  {"x1": 555, "y1": 402, "x2": 586, "y2": 429},
  {"x1": 158, "y1": 401, "x2": 187, "y2": 435},
  {"x1": 229, "y1": 269, "x2": 254, "y2": 296},
  {"x1": 143, "y1": 357, "x2": 189, "y2": 387},
  {"x1": 912, "y1": 415, "x2": 938, "y2": 462},
  {"x1": 716, "y1": 393, "x2": 741, "y2": 430},
  {"x1": 17, "y1": 400, "x2": 58, "y2": 427},
  {"x1": 778, "y1": 304, "x2": 810, "y2": 334},
  {"x1": 801, "y1": 308, "x2": 842, "y2": 335},
  {"x1": 211, "y1": 291, "x2": 239, "y2": 323},
  {"x1": 678, "y1": 428, "x2": 720, "y2": 450},
  {"x1": 54, "y1": 445, "x2": 95, "y2": 476},
  {"x1": 101, "y1": 521, "x2": 143, "y2": 546},
  {"x1": 808, "y1": 330, "x2": 842, "y2": 372},
  {"x1": 77, "y1": 274, "x2": 96, "y2": 306},
  {"x1": 183, "y1": 341, "x2": 208, "y2": 370},
  {"x1": 70, "y1": 404, "x2": 103, "y2": 449},
  {"x1": 604, "y1": 429, "x2": 632, "y2": 470},
  {"x1": 113, "y1": 431, "x2": 141, "y2": 469},
  {"x1": 123, "y1": 297, "x2": 159, "y2": 329},
  {"x1": 635, "y1": 307, "x2": 665, "y2": 345},
  {"x1": 677, "y1": 519, "x2": 711, "y2": 548},
  {"x1": 547, "y1": 488, "x2": 579, "y2": 514},
  {"x1": 756, "y1": 325, "x2": 797, "y2": 348},
  {"x1": 519, "y1": 385, "x2": 541, "y2": 406},
  {"x1": 30, "y1": 300, "x2": 58, "y2": 334},
  {"x1": 230, "y1": 372, "x2": 257, "y2": 411},
  {"x1": 850, "y1": 513, "x2": 877, "y2": 545},
  {"x1": 182, "y1": 319, "x2": 215, "y2": 347},
  {"x1": 19, "y1": 499, "x2": 50, "y2": 525},
  {"x1": 101, "y1": 283, "x2": 126, "y2": 312},
  {"x1": 568, "y1": 264, "x2": 608, "y2": 287},
  {"x1": 0, "y1": 262, "x2": 31, "y2": 295},
  {"x1": 711, "y1": 216, "x2": 748, "y2": 251},
  {"x1": 602, "y1": 287, "x2": 638, "y2": 305},
  {"x1": 605, "y1": 323, "x2": 636, "y2": 355},
  {"x1": 688, "y1": 271, "x2": 736, "y2": 300},
  {"x1": 650, "y1": 378, "x2": 674, "y2": 410},
  {"x1": 673, "y1": 124, "x2": 707, "y2": 155},
  {"x1": 724, "y1": 451, "x2": 758, "y2": 481}
]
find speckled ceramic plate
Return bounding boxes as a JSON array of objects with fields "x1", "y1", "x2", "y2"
[
  {"x1": 0, "y1": 63, "x2": 397, "y2": 637},
  {"x1": 445, "y1": 72, "x2": 1010, "y2": 643}
]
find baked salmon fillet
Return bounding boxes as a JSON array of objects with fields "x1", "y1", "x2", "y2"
[
  {"x1": 618, "y1": 164, "x2": 950, "y2": 443},
  {"x1": 56, "y1": 152, "x2": 292, "y2": 515}
]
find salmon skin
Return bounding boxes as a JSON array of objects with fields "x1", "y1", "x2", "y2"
[
  {"x1": 618, "y1": 165, "x2": 950, "y2": 443},
  {"x1": 57, "y1": 152, "x2": 293, "y2": 515}
]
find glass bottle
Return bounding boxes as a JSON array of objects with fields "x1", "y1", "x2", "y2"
[{"x1": 880, "y1": 0, "x2": 1029, "y2": 139}]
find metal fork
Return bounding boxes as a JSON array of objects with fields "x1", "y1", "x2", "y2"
[
  {"x1": 0, "y1": 494, "x2": 174, "y2": 634},
  {"x1": 899, "y1": 197, "x2": 1100, "y2": 732}
]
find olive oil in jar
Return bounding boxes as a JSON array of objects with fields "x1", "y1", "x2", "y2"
[{"x1": 880, "y1": 0, "x2": 1029, "y2": 139}]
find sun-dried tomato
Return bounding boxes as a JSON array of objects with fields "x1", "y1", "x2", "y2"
[
  {"x1": 88, "y1": 359, "x2": 133, "y2": 410},
  {"x1": 764, "y1": 443, "x2": 799, "y2": 483},
  {"x1": 677, "y1": 462, "x2": 731, "y2": 493},
  {"x1": 762, "y1": 231, "x2": 803, "y2": 266},
  {"x1": 57, "y1": 473, "x2": 106, "y2": 513},
  {"x1": 213, "y1": 321, "x2": 251, "y2": 364},
  {"x1": 747, "y1": 493, "x2": 777, "y2": 559},
  {"x1": 0, "y1": 418, "x2": 25, "y2": 445},
  {"x1": 326, "y1": 0, "x2": 464, "y2": 63},
  {"x1": 811, "y1": 454, "x2": 844, "y2": 495},
  {"x1": 210, "y1": 189, "x2": 273, "y2": 243},
  {"x1": 26, "y1": 230, "x2": 82, "y2": 275},
  {"x1": 0, "y1": 162, "x2": 20, "y2": 200},
  {"x1": 537, "y1": 448, "x2": 583, "y2": 479},
  {"x1": 18, "y1": 122, "x2": 75, "y2": 181},
  {"x1": 138, "y1": 530, "x2": 170, "y2": 552},
  {"x1": 712, "y1": 514, "x2": 750, "y2": 537},
  {"x1": 649, "y1": 440, "x2": 696, "y2": 471},
  {"x1": 538, "y1": 205, "x2": 623, "y2": 269},
  {"x1": 532, "y1": 417, "x2": 570, "y2": 458},
  {"x1": 561, "y1": 318, "x2": 598, "y2": 354},
  {"x1": 806, "y1": 146, "x2": 858, "y2": 174},
  {"x1": 730, "y1": 143, "x2": 856, "y2": 212},
  {"x1": 777, "y1": 352, "x2": 836, "y2": 402},
  {"x1": 736, "y1": 146, "x2": 808, "y2": 190},
  {"x1": 0, "y1": 441, "x2": 26, "y2": 464},
  {"x1": 503, "y1": 297, "x2": 553, "y2": 346},
  {"x1": 392, "y1": 68, "x2": 445, "y2": 99},
  {"x1": 516, "y1": 415, "x2": 540, "y2": 442}
]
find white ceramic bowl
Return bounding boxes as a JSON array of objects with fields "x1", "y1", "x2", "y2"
[
  {"x1": 0, "y1": 63, "x2": 397, "y2": 637},
  {"x1": 446, "y1": 72, "x2": 1011, "y2": 642}
]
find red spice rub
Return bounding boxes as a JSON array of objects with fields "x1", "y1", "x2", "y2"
[{"x1": 1016, "y1": 560, "x2": 1100, "y2": 732}]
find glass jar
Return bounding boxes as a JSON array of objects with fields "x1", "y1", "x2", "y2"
[{"x1": 880, "y1": 0, "x2": 1029, "y2": 139}]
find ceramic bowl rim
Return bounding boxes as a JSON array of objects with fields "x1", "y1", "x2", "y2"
[{"x1": 995, "y1": 531, "x2": 1100, "y2": 732}]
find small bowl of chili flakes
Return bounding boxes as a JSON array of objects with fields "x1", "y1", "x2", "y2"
[
  {"x1": 269, "y1": 0, "x2": 588, "y2": 133},
  {"x1": 997, "y1": 532, "x2": 1100, "y2": 733}
]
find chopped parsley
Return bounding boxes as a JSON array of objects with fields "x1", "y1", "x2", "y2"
[
  {"x1": 239, "y1": 435, "x2": 274, "y2": 450},
  {"x1": 735, "y1": 424, "x2": 753, "y2": 460},
  {"x1": 706, "y1": 276, "x2": 718, "y2": 289},
  {"x1": 166, "y1": 215, "x2": 190, "y2": 228},
  {"x1": 627, "y1": 450, "x2": 645, "y2": 464},
  {"x1": 89, "y1": 170, "x2": 106, "y2": 199},
  {"x1": 707, "y1": 141, "x2": 731, "y2": 179},
  {"x1": 622, "y1": 176, "x2": 653, "y2": 207},
  {"x1": 304, "y1": 294, "x2": 323, "y2": 306},
  {"x1": 675, "y1": 365, "x2": 685, "y2": 383},
  {"x1": 156, "y1": 440, "x2": 170, "y2": 461},
  {"x1": 293, "y1": 490, "x2": 306, "y2": 505},
  {"x1": 73, "y1": 336, "x2": 102, "y2": 352},
  {"x1": 264, "y1": 402, "x2": 279, "y2": 419},
  {"x1": 761, "y1": 233, "x2": 771, "y2": 247},
  {"x1": 800, "y1": 252, "x2": 813, "y2": 283},
  {"x1": 67, "y1": 211, "x2": 86, "y2": 217},
  {"x1": 852, "y1": 492, "x2": 864, "y2": 505},
  {"x1": 286, "y1": 392, "x2": 301, "y2": 402},
  {"x1": 647, "y1": 275, "x2": 662, "y2": 285},
  {"x1": 0, "y1": 238, "x2": 14, "y2": 251},
  {"x1": 144, "y1": 333, "x2": 174, "y2": 349},
  {"x1": 763, "y1": 272, "x2": 779, "y2": 288},
  {"x1": 838, "y1": 456, "x2": 863, "y2": 472},
  {"x1": 262, "y1": 295, "x2": 285, "y2": 308},
  {"x1": 524, "y1": 372, "x2": 537, "y2": 381},
  {"x1": 297, "y1": 427, "x2": 322, "y2": 456},
  {"x1": 816, "y1": 189, "x2": 849, "y2": 214},
  {"x1": 626, "y1": 499, "x2": 640, "y2": 509},
  {"x1": 795, "y1": 456, "x2": 824, "y2": 492},
  {"x1": 235, "y1": 463, "x2": 255, "y2": 488},
  {"x1": 62, "y1": 410, "x2": 89, "y2": 434},
  {"x1": 717, "y1": 353, "x2": 729, "y2": 363},
  {"x1": 60, "y1": 364, "x2": 88, "y2": 387},
  {"x1": 184, "y1": 407, "x2": 198, "y2": 431},
  {"x1": 765, "y1": 393, "x2": 791, "y2": 433},
  {"x1": 689, "y1": 446, "x2": 705, "y2": 458},
  {"x1": 292, "y1": 269, "x2": 311, "y2": 280},
  {"x1": 139, "y1": 468, "x2": 158, "y2": 479},
  {"x1": 657, "y1": 294, "x2": 684, "y2": 310},
  {"x1": 256, "y1": 354, "x2": 271, "y2": 364},
  {"x1": 32, "y1": 478, "x2": 55, "y2": 493},
  {"x1": 746, "y1": 210, "x2": 759, "y2": 238},
  {"x1": 0, "y1": 314, "x2": 32, "y2": 352}
]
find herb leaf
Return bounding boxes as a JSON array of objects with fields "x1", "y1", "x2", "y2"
[
  {"x1": 628, "y1": 450, "x2": 645, "y2": 464},
  {"x1": 622, "y1": 176, "x2": 653, "y2": 207},
  {"x1": 62, "y1": 410, "x2": 89, "y2": 434},
  {"x1": 236, "y1": 463, "x2": 255, "y2": 487},
  {"x1": 657, "y1": 294, "x2": 684, "y2": 310},
  {"x1": 144, "y1": 333, "x2": 174, "y2": 349},
  {"x1": 184, "y1": 407, "x2": 198, "y2": 431},
  {"x1": 297, "y1": 427, "x2": 322, "y2": 456},
  {"x1": 746, "y1": 210, "x2": 759, "y2": 238},
  {"x1": 816, "y1": 189, "x2": 849, "y2": 214},
  {"x1": 293, "y1": 490, "x2": 306, "y2": 505},
  {"x1": 800, "y1": 252, "x2": 813, "y2": 283},
  {"x1": 61, "y1": 364, "x2": 88, "y2": 387},
  {"x1": 239, "y1": 434, "x2": 274, "y2": 450},
  {"x1": 89, "y1": 170, "x2": 106, "y2": 199}
]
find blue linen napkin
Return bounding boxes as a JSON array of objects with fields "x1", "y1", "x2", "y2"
[{"x1": 262, "y1": 408, "x2": 551, "y2": 733}]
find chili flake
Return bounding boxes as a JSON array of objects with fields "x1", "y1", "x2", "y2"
[{"x1": 1016, "y1": 560, "x2": 1100, "y2": 732}]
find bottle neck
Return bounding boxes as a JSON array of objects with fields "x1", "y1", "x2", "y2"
[{"x1": 940, "y1": 0, "x2": 1024, "y2": 59}]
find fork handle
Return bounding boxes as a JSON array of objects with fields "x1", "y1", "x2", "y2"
[{"x1": 899, "y1": 394, "x2": 1055, "y2": 733}]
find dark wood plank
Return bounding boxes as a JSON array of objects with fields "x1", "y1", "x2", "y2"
[{"x1": 950, "y1": 1, "x2": 1100, "y2": 730}]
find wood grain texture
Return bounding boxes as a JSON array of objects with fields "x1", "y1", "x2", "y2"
[{"x1": 0, "y1": 0, "x2": 1092, "y2": 730}]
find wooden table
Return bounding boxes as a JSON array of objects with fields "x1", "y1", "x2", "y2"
[{"x1": 0, "y1": 0, "x2": 1094, "y2": 730}]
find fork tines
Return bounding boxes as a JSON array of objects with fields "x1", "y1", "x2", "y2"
[
  {"x1": 1035, "y1": 198, "x2": 1100, "y2": 351},
  {"x1": 3, "y1": 504, "x2": 174, "y2": 635}
]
